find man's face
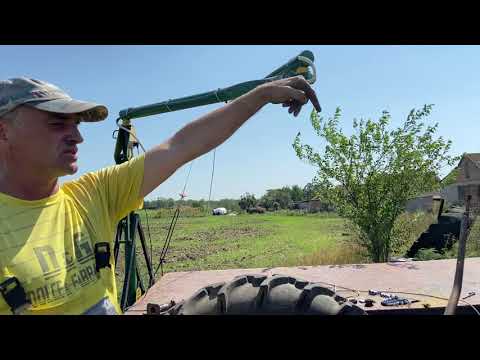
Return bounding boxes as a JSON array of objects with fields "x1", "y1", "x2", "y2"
[{"x1": 2, "y1": 105, "x2": 84, "y2": 177}]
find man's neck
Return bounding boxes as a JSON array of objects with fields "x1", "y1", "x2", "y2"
[{"x1": 0, "y1": 172, "x2": 60, "y2": 201}]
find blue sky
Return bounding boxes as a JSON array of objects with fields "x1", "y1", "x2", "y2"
[{"x1": 1, "y1": 45, "x2": 478, "y2": 201}]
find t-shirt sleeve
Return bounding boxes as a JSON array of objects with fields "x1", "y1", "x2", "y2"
[
  {"x1": 66, "y1": 154, "x2": 146, "y2": 226},
  {"x1": 100, "y1": 153, "x2": 146, "y2": 223}
]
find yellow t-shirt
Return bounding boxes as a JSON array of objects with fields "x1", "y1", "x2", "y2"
[{"x1": 0, "y1": 154, "x2": 145, "y2": 315}]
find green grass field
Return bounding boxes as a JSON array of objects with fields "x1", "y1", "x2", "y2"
[
  {"x1": 114, "y1": 211, "x2": 354, "y2": 292},
  {"x1": 140, "y1": 211, "x2": 348, "y2": 272}
]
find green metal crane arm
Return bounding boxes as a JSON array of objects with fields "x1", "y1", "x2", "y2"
[{"x1": 118, "y1": 50, "x2": 316, "y2": 121}]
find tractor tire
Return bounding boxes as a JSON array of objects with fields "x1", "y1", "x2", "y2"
[{"x1": 159, "y1": 274, "x2": 366, "y2": 315}]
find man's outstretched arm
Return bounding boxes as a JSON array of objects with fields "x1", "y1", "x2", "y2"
[{"x1": 140, "y1": 76, "x2": 321, "y2": 198}]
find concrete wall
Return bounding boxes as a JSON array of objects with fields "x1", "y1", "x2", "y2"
[
  {"x1": 441, "y1": 184, "x2": 461, "y2": 205},
  {"x1": 405, "y1": 196, "x2": 434, "y2": 213},
  {"x1": 457, "y1": 158, "x2": 480, "y2": 182},
  {"x1": 441, "y1": 157, "x2": 480, "y2": 210},
  {"x1": 454, "y1": 157, "x2": 480, "y2": 212}
]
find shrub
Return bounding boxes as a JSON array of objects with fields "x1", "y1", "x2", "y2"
[
  {"x1": 390, "y1": 211, "x2": 437, "y2": 257},
  {"x1": 414, "y1": 248, "x2": 445, "y2": 261}
]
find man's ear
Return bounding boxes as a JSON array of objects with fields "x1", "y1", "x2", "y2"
[
  {"x1": 0, "y1": 117, "x2": 13, "y2": 142},
  {"x1": 0, "y1": 120, "x2": 10, "y2": 141}
]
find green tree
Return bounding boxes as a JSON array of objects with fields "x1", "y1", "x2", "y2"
[
  {"x1": 293, "y1": 106, "x2": 459, "y2": 262},
  {"x1": 303, "y1": 182, "x2": 319, "y2": 201},
  {"x1": 239, "y1": 193, "x2": 257, "y2": 210},
  {"x1": 165, "y1": 198, "x2": 175, "y2": 209},
  {"x1": 290, "y1": 185, "x2": 304, "y2": 202},
  {"x1": 259, "y1": 188, "x2": 292, "y2": 210},
  {"x1": 276, "y1": 187, "x2": 294, "y2": 208},
  {"x1": 258, "y1": 191, "x2": 275, "y2": 210}
]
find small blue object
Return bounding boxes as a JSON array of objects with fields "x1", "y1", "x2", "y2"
[{"x1": 381, "y1": 297, "x2": 410, "y2": 306}]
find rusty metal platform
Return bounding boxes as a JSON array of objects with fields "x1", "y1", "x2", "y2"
[{"x1": 125, "y1": 257, "x2": 480, "y2": 315}]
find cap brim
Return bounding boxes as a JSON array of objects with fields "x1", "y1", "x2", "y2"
[{"x1": 29, "y1": 98, "x2": 108, "y2": 122}]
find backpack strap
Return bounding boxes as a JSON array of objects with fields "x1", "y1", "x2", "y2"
[
  {"x1": 0, "y1": 277, "x2": 31, "y2": 314},
  {"x1": 94, "y1": 242, "x2": 112, "y2": 272}
]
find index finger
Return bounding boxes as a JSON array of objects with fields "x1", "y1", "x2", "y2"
[
  {"x1": 291, "y1": 77, "x2": 322, "y2": 113},
  {"x1": 306, "y1": 86, "x2": 322, "y2": 113}
]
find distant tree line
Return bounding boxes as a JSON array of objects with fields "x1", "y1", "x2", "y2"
[
  {"x1": 143, "y1": 197, "x2": 242, "y2": 212},
  {"x1": 239, "y1": 183, "x2": 323, "y2": 212},
  {"x1": 144, "y1": 183, "x2": 322, "y2": 213}
]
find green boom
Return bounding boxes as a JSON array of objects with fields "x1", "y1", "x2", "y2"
[{"x1": 118, "y1": 50, "x2": 316, "y2": 120}]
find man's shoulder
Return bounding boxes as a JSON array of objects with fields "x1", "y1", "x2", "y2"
[
  {"x1": 60, "y1": 168, "x2": 107, "y2": 197},
  {"x1": 61, "y1": 154, "x2": 145, "y2": 198},
  {"x1": 61, "y1": 165, "x2": 113, "y2": 188},
  {"x1": 64, "y1": 155, "x2": 145, "y2": 186}
]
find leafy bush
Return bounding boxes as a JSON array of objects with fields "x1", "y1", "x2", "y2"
[
  {"x1": 442, "y1": 217, "x2": 480, "y2": 258},
  {"x1": 414, "y1": 248, "x2": 445, "y2": 261}
]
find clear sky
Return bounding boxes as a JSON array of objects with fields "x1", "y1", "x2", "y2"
[{"x1": 1, "y1": 45, "x2": 478, "y2": 201}]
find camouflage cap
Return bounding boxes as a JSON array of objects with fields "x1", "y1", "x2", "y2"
[{"x1": 0, "y1": 77, "x2": 108, "y2": 122}]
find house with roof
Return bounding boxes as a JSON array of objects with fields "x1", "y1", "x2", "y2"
[
  {"x1": 405, "y1": 153, "x2": 480, "y2": 213},
  {"x1": 290, "y1": 196, "x2": 336, "y2": 212},
  {"x1": 441, "y1": 153, "x2": 480, "y2": 211}
]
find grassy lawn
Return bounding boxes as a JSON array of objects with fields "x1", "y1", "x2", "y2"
[{"x1": 139, "y1": 211, "x2": 347, "y2": 272}]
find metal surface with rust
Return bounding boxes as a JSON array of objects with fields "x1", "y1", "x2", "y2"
[{"x1": 125, "y1": 257, "x2": 480, "y2": 315}]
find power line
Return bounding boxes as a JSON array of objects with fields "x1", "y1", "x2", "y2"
[{"x1": 206, "y1": 148, "x2": 217, "y2": 214}]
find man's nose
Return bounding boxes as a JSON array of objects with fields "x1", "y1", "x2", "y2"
[{"x1": 68, "y1": 124, "x2": 84, "y2": 144}]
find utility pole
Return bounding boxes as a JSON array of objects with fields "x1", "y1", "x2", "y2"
[{"x1": 445, "y1": 195, "x2": 471, "y2": 315}]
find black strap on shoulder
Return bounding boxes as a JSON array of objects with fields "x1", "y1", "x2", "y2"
[
  {"x1": 94, "y1": 242, "x2": 111, "y2": 272},
  {"x1": 0, "y1": 277, "x2": 31, "y2": 315}
]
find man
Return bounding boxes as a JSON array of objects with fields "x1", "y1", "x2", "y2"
[{"x1": 0, "y1": 76, "x2": 320, "y2": 315}]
